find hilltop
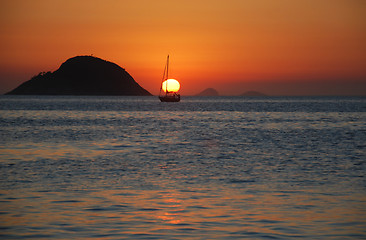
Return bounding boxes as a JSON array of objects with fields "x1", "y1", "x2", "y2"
[
  {"x1": 6, "y1": 56, "x2": 152, "y2": 96},
  {"x1": 195, "y1": 88, "x2": 219, "y2": 96}
]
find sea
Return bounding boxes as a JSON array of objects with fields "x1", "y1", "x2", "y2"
[{"x1": 0, "y1": 95, "x2": 365, "y2": 239}]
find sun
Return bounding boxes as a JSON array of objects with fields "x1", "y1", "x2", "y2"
[{"x1": 162, "y1": 79, "x2": 180, "y2": 92}]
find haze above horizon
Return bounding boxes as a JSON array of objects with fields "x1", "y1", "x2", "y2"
[{"x1": 1, "y1": 0, "x2": 365, "y2": 96}]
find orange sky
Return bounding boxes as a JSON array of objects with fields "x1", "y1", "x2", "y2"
[{"x1": 1, "y1": 0, "x2": 365, "y2": 95}]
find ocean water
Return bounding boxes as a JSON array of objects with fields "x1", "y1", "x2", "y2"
[{"x1": 0, "y1": 95, "x2": 365, "y2": 239}]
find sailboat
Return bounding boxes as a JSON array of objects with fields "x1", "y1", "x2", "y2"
[{"x1": 159, "y1": 55, "x2": 180, "y2": 102}]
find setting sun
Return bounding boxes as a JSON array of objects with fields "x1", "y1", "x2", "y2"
[{"x1": 162, "y1": 79, "x2": 180, "y2": 92}]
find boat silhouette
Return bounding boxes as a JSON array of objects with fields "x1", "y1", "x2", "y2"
[{"x1": 159, "y1": 55, "x2": 180, "y2": 102}]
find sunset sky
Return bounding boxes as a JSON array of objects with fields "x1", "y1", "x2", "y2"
[{"x1": 1, "y1": 0, "x2": 365, "y2": 95}]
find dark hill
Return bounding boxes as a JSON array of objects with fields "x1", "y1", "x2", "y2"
[
  {"x1": 6, "y1": 56, "x2": 152, "y2": 96},
  {"x1": 195, "y1": 88, "x2": 219, "y2": 96},
  {"x1": 240, "y1": 91, "x2": 267, "y2": 96}
]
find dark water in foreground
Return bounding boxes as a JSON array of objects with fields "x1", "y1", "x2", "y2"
[{"x1": 0, "y1": 96, "x2": 365, "y2": 239}]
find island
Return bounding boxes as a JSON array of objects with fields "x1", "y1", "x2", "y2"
[
  {"x1": 6, "y1": 56, "x2": 152, "y2": 96},
  {"x1": 195, "y1": 88, "x2": 219, "y2": 96}
]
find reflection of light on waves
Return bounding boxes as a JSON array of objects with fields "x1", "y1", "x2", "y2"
[
  {"x1": 157, "y1": 212, "x2": 181, "y2": 224},
  {"x1": 156, "y1": 193, "x2": 183, "y2": 224}
]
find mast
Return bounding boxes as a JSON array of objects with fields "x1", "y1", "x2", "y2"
[
  {"x1": 166, "y1": 55, "x2": 169, "y2": 79},
  {"x1": 166, "y1": 55, "x2": 169, "y2": 94}
]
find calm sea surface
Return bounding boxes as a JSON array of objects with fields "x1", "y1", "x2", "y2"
[{"x1": 0, "y1": 96, "x2": 365, "y2": 239}]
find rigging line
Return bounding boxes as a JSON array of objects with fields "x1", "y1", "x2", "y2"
[
  {"x1": 159, "y1": 55, "x2": 169, "y2": 96},
  {"x1": 160, "y1": 60, "x2": 166, "y2": 93}
]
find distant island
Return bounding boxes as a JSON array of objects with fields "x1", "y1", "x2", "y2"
[
  {"x1": 195, "y1": 88, "x2": 219, "y2": 96},
  {"x1": 240, "y1": 91, "x2": 267, "y2": 96},
  {"x1": 6, "y1": 56, "x2": 152, "y2": 96}
]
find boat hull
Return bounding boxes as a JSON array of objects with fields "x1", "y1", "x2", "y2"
[{"x1": 159, "y1": 95, "x2": 180, "y2": 102}]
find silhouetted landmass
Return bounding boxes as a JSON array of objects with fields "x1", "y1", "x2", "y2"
[
  {"x1": 6, "y1": 56, "x2": 152, "y2": 96},
  {"x1": 195, "y1": 88, "x2": 219, "y2": 96},
  {"x1": 240, "y1": 91, "x2": 267, "y2": 96}
]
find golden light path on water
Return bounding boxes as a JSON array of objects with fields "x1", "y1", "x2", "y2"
[{"x1": 1, "y1": 185, "x2": 364, "y2": 238}]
